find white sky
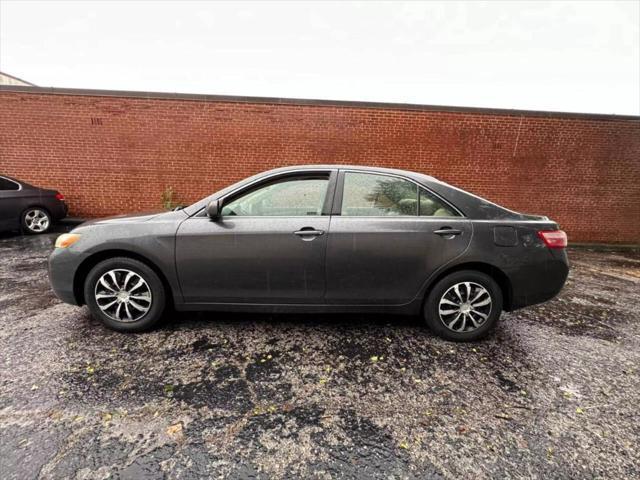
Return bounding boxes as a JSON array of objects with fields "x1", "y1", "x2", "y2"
[{"x1": 1, "y1": 0, "x2": 639, "y2": 115}]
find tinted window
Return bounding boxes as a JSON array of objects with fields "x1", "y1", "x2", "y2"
[
  {"x1": 419, "y1": 187, "x2": 459, "y2": 217},
  {"x1": 221, "y1": 176, "x2": 329, "y2": 216},
  {"x1": 341, "y1": 172, "x2": 418, "y2": 216},
  {"x1": 0, "y1": 177, "x2": 20, "y2": 191}
]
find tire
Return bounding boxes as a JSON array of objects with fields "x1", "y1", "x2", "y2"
[
  {"x1": 424, "y1": 270, "x2": 503, "y2": 342},
  {"x1": 21, "y1": 207, "x2": 52, "y2": 234},
  {"x1": 84, "y1": 257, "x2": 166, "y2": 332}
]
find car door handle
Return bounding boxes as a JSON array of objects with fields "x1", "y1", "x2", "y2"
[
  {"x1": 433, "y1": 228, "x2": 462, "y2": 236},
  {"x1": 294, "y1": 228, "x2": 325, "y2": 237}
]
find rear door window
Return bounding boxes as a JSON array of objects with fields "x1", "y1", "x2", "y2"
[
  {"x1": 340, "y1": 172, "x2": 418, "y2": 216},
  {"x1": 419, "y1": 187, "x2": 460, "y2": 217}
]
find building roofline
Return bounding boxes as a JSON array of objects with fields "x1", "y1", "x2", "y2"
[
  {"x1": 1, "y1": 85, "x2": 638, "y2": 121},
  {"x1": 0, "y1": 72, "x2": 36, "y2": 86}
]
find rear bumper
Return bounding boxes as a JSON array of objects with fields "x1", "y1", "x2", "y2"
[
  {"x1": 507, "y1": 249, "x2": 570, "y2": 310},
  {"x1": 51, "y1": 201, "x2": 68, "y2": 221}
]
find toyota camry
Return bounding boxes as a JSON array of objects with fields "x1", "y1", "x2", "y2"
[{"x1": 49, "y1": 165, "x2": 569, "y2": 341}]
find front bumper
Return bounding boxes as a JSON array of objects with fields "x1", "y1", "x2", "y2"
[{"x1": 48, "y1": 246, "x2": 86, "y2": 305}]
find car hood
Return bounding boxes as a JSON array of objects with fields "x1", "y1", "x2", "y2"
[{"x1": 78, "y1": 210, "x2": 167, "y2": 227}]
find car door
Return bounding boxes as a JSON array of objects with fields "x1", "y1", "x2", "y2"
[
  {"x1": 0, "y1": 177, "x2": 23, "y2": 231},
  {"x1": 176, "y1": 170, "x2": 336, "y2": 304},
  {"x1": 325, "y1": 170, "x2": 472, "y2": 305}
]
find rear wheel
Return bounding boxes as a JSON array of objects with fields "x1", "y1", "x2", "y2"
[
  {"x1": 84, "y1": 257, "x2": 166, "y2": 332},
  {"x1": 424, "y1": 270, "x2": 502, "y2": 342},
  {"x1": 22, "y1": 207, "x2": 51, "y2": 234}
]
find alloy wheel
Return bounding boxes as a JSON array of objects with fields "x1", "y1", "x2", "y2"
[
  {"x1": 24, "y1": 209, "x2": 50, "y2": 233},
  {"x1": 438, "y1": 281, "x2": 492, "y2": 332},
  {"x1": 94, "y1": 269, "x2": 153, "y2": 322}
]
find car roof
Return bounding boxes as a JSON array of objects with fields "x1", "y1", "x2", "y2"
[
  {"x1": 184, "y1": 164, "x2": 448, "y2": 217},
  {"x1": 260, "y1": 164, "x2": 439, "y2": 182},
  {"x1": 184, "y1": 164, "x2": 539, "y2": 221}
]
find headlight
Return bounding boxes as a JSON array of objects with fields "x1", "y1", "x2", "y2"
[{"x1": 55, "y1": 233, "x2": 82, "y2": 248}]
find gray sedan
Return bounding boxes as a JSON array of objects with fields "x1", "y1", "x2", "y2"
[
  {"x1": 0, "y1": 175, "x2": 68, "y2": 234},
  {"x1": 49, "y1": 165, "x2": 569, "y2": 341}
]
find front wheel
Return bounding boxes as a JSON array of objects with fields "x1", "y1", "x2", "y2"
[
  {"x1": 84, "y1": 257, "x2": 166, "y2": 332},
  {"x1": 424, "y1": 270, "x2": 503, "y2": 342}
]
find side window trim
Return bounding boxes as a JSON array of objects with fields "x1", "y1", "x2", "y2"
[
  {"x1": 0, "y1": 176, "x2": 22, "y2": 191},
  {"x1": 333, "y1": 169, "x2": 465, "y2": 218}
]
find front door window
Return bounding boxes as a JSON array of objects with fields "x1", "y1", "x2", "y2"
[{"x1": 221, "y1": 176, "x2": 329, "y2": 217}]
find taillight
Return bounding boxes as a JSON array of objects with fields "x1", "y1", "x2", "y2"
[
  {"x1": 537, "y1": 230, "x2": 567, "y2": 249},
  {"x1": 55, "y1": 192, "x2": 65, "y2": 201}
]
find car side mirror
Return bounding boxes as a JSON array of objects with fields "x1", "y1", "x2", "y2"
[{"x1": 206, "y1": 200, "x2": 221, "y2": 220}]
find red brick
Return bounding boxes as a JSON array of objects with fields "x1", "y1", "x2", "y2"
[{"x1": 0, "y1": 91, "x2": 638, "y2": 244}]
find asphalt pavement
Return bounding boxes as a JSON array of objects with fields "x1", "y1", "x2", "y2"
[{"x1": 1, "y1": 228, "x2": 638, "y2": 479}]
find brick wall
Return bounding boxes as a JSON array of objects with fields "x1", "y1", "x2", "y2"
[{"x1": 1, "y1": 88, "x2": 639, "y2": 244}]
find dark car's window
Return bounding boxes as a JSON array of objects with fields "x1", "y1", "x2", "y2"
[
  {"x1": 419, "y1": 187, "x2": 460, "y2": 217},
  {"x1": 0, "y1": 177, "x2": 20, "y2": 191},
  {"x1": 221, "y1": 176, "x2": 329, "y2": 216},
  {"x1": 341, "y1": 172, "x2": 418, "y2": 216}
]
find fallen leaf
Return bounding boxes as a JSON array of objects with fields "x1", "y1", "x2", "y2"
[
  {"x1": 370, "y1": 356, "x2": 379, "y2": 363},
  {"x1": 494, "y1": 413, "x2": 513, "y2": 420},
  {"x1": 576, "y1": 407, "x2": 584, "y2": 414},
  {"x1": 166, "y1": 422, "x2": 183, "y2": 437}
]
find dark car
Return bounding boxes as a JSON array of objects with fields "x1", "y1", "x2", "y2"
[
  {"x1": 49, "y1": 165, "x2": 568, "y2": 341},
  {"x1": 0, "y1": 175, "x2": 68, "y2": 234}
]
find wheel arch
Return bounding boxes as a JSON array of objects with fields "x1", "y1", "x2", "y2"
[
  {"x1": 73, "y1": 249, "x2": 174, "y2": 308},
  {"x1": 423, "y1": 262, "x2": 513, "y2": 311},
  {"x1": 22, "y1": 204, "x2": 51, "y2": 213}
]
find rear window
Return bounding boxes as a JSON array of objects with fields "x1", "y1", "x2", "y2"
[{"x1": 0, "y1": 177, "x2": 20, "y2": 191}]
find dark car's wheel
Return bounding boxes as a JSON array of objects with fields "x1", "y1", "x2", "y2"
[
  {"x1": 424, "y1": 270, "x2": 503, "y2": 342},
  {"x1": 22, "y1": 207, "x2": 52, "y2": 234},
  {"x1": 84, "y1": 257, "x2": 166, "y2": 332}
]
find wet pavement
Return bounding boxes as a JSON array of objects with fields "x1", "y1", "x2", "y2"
[{"x1": 1, "y1": 229, "x2": 639, "y2": 479}]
